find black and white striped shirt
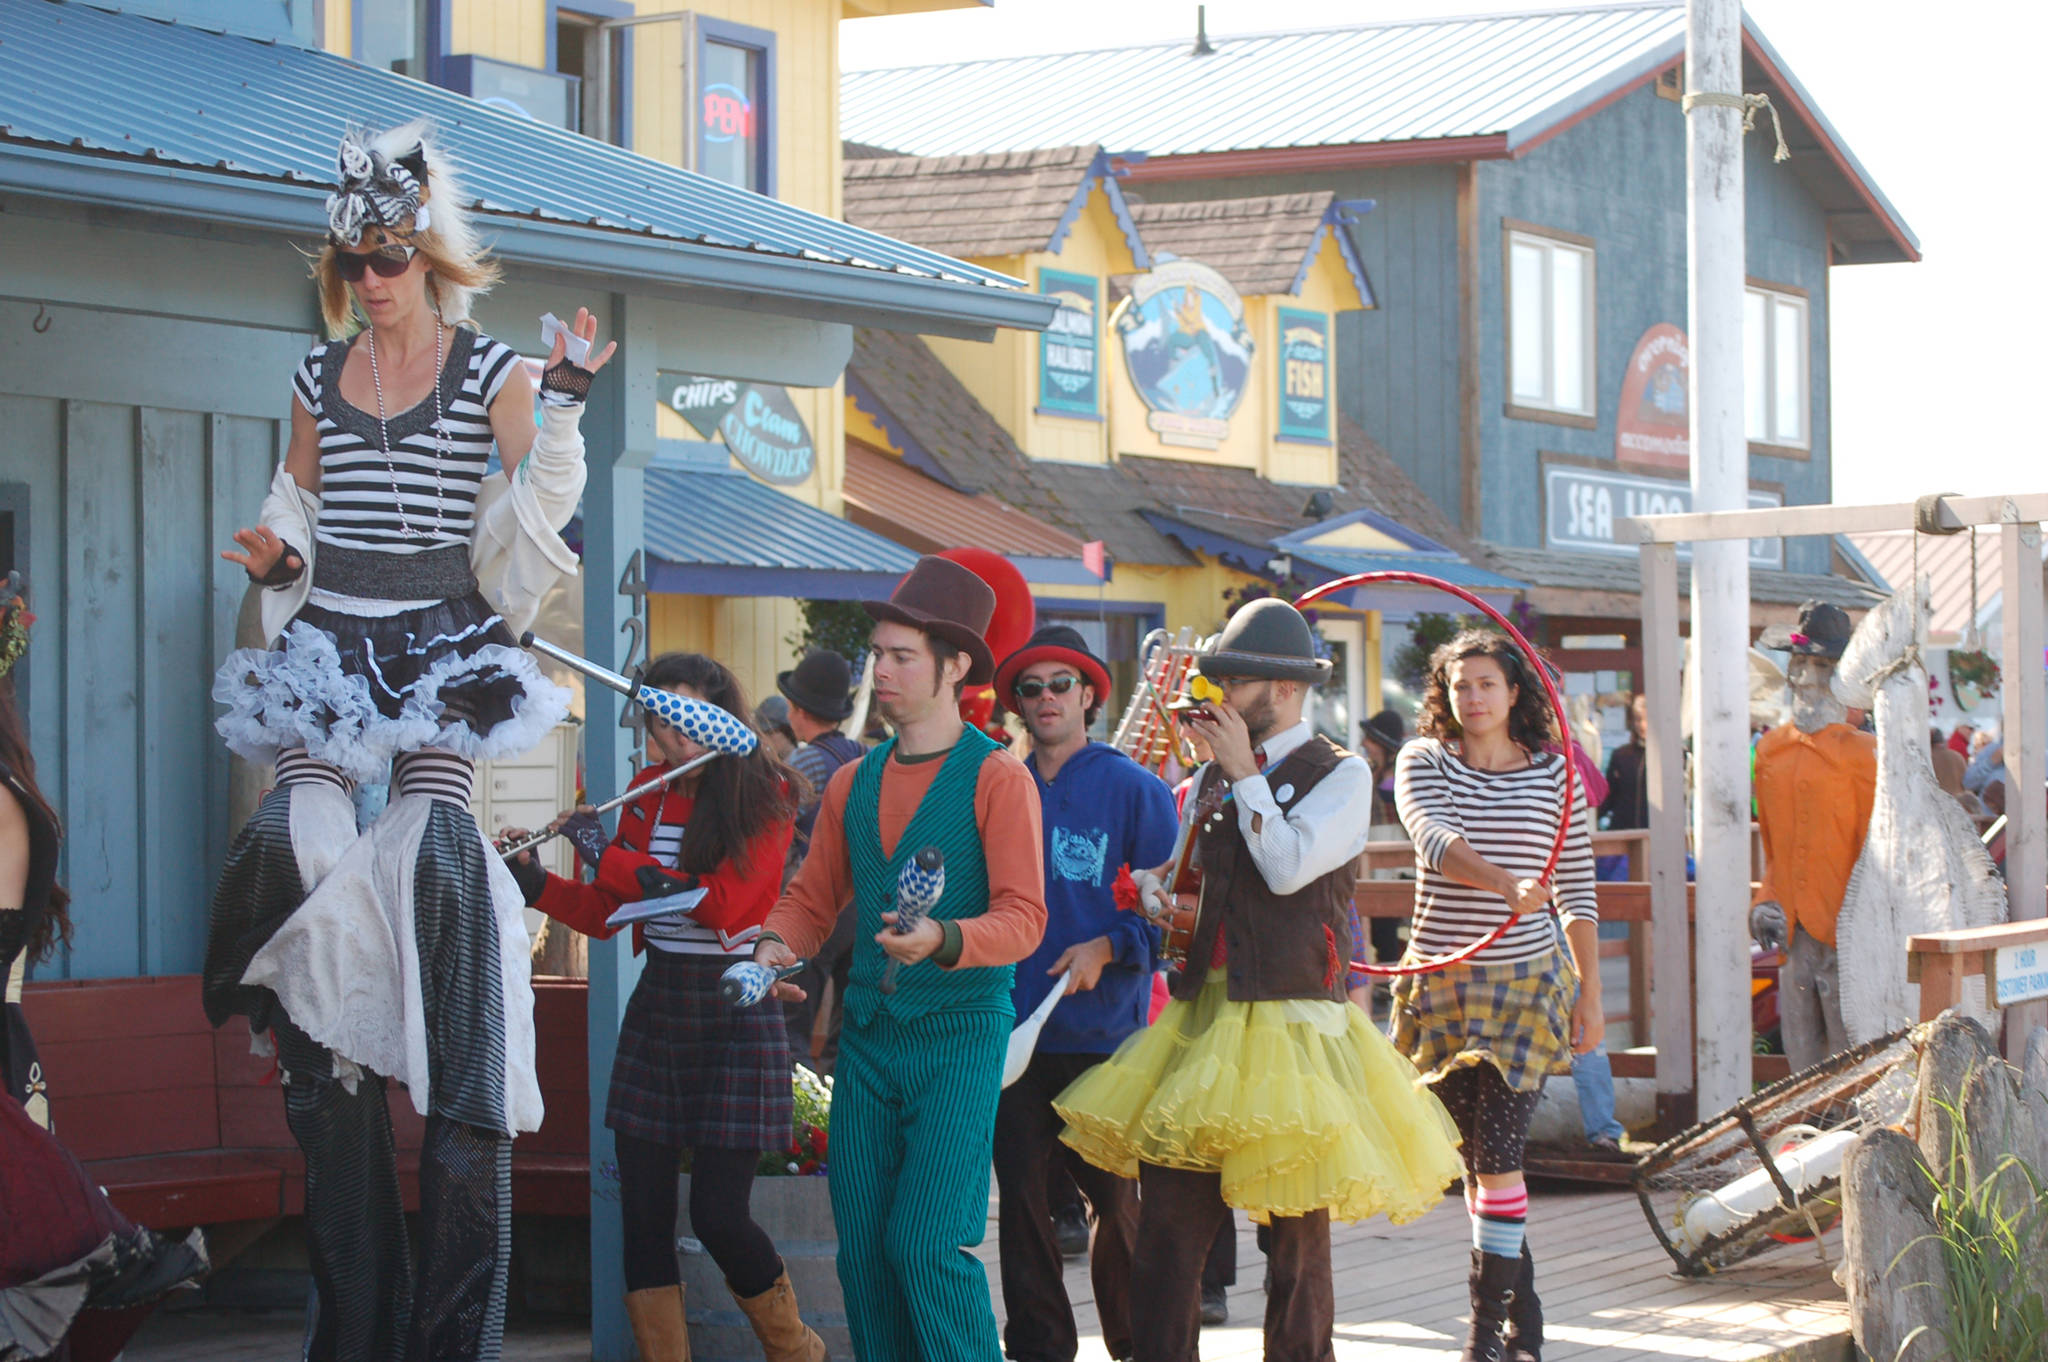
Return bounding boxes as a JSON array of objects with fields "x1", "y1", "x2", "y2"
[
  {"x1": 639, "y1": 820, "x2": 760, "y2": 957},
  {"x1": 1395, "y1": 738, "x2": 1598, "y2": 965},
  {"x1": 293, "y1": 328, "x2": 521, "y2": 555}
]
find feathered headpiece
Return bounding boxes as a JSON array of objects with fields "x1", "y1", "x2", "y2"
[
  {"x1": 321, "y1": 121, "x2": 489, "y2": 324},
  {"x1": 0, "y1": 572, "x2": 33, "y2": 682}
]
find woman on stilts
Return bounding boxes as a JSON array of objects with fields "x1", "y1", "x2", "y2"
[
  {"x1": 505, "y1": 653, "x2": 824, "y2": 1362},
  {"x1": 202, "y1": 120, "x2": 607, "y2": 1361},
  {"x1": 1391, "y1": 629, "x2": 1603, "y2": 1362}
]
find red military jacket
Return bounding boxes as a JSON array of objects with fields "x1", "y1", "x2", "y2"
[{"x1": 533, "y1": 762, "x2": 794, "y2": 956}]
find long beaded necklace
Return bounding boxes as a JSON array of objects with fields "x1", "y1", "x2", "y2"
[{"x1": 365, "y1": 321, "x2": 448, "y2": 541}]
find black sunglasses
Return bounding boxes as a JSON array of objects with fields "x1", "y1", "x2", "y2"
[
  {"x1": 1014, "y1": 675, "x2": 1082, "y2": 700},
  {"x1": 335, "y1": 244, "x2": 416, "y2": 282}
]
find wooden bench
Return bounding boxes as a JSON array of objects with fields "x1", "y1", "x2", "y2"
[{"x1": 23, "y1": 974, "x2": 596, "y2": 1227}]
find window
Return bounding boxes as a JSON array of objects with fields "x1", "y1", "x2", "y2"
[
  {"x1": 694, "y1": 19, "x2": 775, "y2": 194},
  {"x1": 1507, "y1": 226, "x2": 1596, "y2": 419},
  {"x1": 554, "y1": 2, "x2": 634, "y2": 145},
  {"x1": 356, "y1": 0, "x2": 428, "y2": 76},
  {"x1": 1745, "y1": 283, "x2": 1809, "y2": 448}
]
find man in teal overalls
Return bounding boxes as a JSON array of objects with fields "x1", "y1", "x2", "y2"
[{"x1": 757, "y1": 556, "x2": 1047, "y2": 1361}]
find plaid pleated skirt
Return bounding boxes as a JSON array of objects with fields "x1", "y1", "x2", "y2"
[
  {"x1": 606, "y1": 950, "x2": 793, "y2": 1150},
  {"x1": 1389, "y1": 942, "x2": 1578, "y2": 1094}
]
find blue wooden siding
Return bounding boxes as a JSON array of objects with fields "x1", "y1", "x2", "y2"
[
  {"x1": 1130, "y1": 166, "x2": 1465, "y2": 520},
  {"x1": 0, "y1": 384, "x2": 286, "y2": 979},
  {"x1": 1475, "y1": 84, "x2": 1834, "y2": 573}
]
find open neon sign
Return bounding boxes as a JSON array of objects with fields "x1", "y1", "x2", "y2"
[{"x1": 701, "y1": 83, "x2": 752, "y2": 142}]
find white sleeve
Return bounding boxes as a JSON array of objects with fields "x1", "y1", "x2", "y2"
[{"x1": 1230, "y1": 754, "x2": 1373, "y2": 895}]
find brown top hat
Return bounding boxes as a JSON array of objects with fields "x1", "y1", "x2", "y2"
[{"x1": 863, "y1": 555, "x2": 997, "y2": 685}]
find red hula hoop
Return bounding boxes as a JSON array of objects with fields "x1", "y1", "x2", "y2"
[{"x1": 1293, "y1": 570, "x2": 1576, "y2": 978}]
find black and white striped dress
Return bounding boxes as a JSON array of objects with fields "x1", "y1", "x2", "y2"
[
  {"x1": 1394, "y1": 738, "x2": 1598, "y2": 965},
  {"x1": 214, "y1": 327, "x2": 569, "y2": 782}
]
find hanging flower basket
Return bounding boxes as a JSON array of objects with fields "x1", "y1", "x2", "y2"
[{"x1": 1948, "y1": 648, "x2": 2001, "y2": 710}]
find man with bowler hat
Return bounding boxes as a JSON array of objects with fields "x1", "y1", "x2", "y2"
[
  {"x1": 776, "y1": 648, "x2": 868, "y2": 1063},
  {"x1": 754, "y1": 555, "x2": 1047, "y2": 1362},
  {"x1": 991, "y1": 625, "x2": 1180, "y2": 1362},
  {"x1": 1056, "y1": 598, "x2": 1461, "y2": 1362},
  {"x1": 1749, "y1": 600, "x2": 1875, "y2": 1071}
]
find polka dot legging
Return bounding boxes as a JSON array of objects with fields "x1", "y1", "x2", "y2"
[{"x1": 1434, "y1": 1062, "x2": 1543, "y2": 1176}]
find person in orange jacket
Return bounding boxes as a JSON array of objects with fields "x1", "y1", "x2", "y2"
[
  {"x1": 1748, "y1": 603, "x2": 1876, "y2": 1073},
  {"x1": 505, "y1": 652, "x2": 822, "y2": 1362}
]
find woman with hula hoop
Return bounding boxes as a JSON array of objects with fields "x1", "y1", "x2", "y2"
[{"x1": 1389, "y1": 628, "x2": 1601, "y2": 1362}]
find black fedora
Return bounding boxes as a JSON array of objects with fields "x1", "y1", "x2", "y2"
[
  {"x1": 778, "y1": 649, "x2": 856, "y2": 722},
  {"x1": 1758, "y1": 601, "x2": 1854, "y2": 660},
  {"x1": 1359, "y1": 709, "x2": 1406, "y2": 755}
]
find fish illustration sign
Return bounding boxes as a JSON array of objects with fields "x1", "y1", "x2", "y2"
[
  {"x1": 1116, "y1": 259, "x2": 1254, "y2": 449},
  {"x1": 1615, "y1": 324, "x2": 1690, "y2": 471},
  {"x1": 1039, "y1": 268, "x2": 1101, "y2": 417},
  {"x1": 1277, "y1": 307, "x2": 1331, "y2": 443}
]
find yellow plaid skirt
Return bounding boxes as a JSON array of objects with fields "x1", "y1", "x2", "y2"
[
  {"x1": 1389, "y1": 944, "x2": 1578, "y2": 1094},
  {"x1": 1054, "y1": 973, "x2": 1464, "y2": 1226}
]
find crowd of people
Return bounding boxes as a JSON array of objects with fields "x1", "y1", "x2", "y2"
[{"x1": 3, "y1": 122, "x2": 1630, "y2": 1362}]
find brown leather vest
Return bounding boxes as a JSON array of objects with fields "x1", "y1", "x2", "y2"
[{"x1": 1172, "y1": 734, "x2": 1360, "y2": 1004}]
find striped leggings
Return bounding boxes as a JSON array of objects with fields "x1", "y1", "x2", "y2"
[{"x1": 829, "y1": 1007, "x2": 1008, "y2": 1362}]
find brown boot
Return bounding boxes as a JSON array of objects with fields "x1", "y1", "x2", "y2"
[
  {"x1": 625, "y1": 1284, "x2": 691, "y2": 1362},
  {"x1": 733, "y1": 1269, "x2": 826, "y2": 1362}
]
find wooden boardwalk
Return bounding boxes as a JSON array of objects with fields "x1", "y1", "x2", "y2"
[{"x1": 125, "y1": 1186, "x2": 1849, "y2": 1361}]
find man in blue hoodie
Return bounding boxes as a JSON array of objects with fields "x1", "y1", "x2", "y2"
[{"x1": 989, "y1": 625, "x2": 1180, "y2": 1362}]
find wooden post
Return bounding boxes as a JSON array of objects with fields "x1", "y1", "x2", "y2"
[
  {"x1": 2001, "y1": 505, "x2": 2045, "y2": 1058},
  {"x1": 1641, "y1": 541, "x2": 1694, "y2": 1128}
]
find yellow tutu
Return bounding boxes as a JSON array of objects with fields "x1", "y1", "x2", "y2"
[{"x1": 1054, "y1": 973, "x2": 1465, "y2": 1225}]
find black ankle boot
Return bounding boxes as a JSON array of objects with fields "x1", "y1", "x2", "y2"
[
  {"x1": 1506, "y1": 1242, "x2": 1542, "y2": 1362},
  {"x1": 1464, "y1": 1248, "x2": 1520, "y2": 1362}
]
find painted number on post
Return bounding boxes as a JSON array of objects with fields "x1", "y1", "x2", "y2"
[{"x1": 1993, "y1": 942, "x2": 2048, "y2": 1007}]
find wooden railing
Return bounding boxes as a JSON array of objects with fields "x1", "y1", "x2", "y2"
[{"x1": 1907, "y1": 918, "x2": 2048, "y2": 1021}]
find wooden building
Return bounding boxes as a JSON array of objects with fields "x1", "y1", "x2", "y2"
[{"x1": 843, "y1": 1, "x2": 1917, "y2": 731}]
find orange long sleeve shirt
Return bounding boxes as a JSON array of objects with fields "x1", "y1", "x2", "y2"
[
  {"x1": 1752, "y1": 721, "x2": 1877, "y2": 949},
  {"x1": 764, "y1": 742, "x2": 1047, "y2": 969}
]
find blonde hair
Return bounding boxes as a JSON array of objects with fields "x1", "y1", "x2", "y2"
[{"x1": 312, "y1": 119, "x2": 500, "y2": 338}]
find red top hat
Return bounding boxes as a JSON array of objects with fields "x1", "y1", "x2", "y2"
[
  {"x1": 863, "y1": 556, "x2": 997, "y2": 685},
  {"x1": 993, "y1": 625, "x2": 1113, "y2": 708}
]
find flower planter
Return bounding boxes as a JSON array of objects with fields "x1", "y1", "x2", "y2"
[{"x1": 677, "y1": 1172, "x2": 848, "y2": 1360}]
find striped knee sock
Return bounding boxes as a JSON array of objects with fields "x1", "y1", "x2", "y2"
[
  {"x1": 275, "y1": 747, "x2": 352, "y2": 794},
  {"x1": 392, "y1": 750, "x2": 475, "y2": 807},
  {"x1": 1471, "y1": 1183, "x2": 1528, "y2": 1259}
]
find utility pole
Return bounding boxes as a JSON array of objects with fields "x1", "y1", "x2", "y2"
[{"x1": 1684, "y1": 0, "x2": 1750, "y2": 1117}]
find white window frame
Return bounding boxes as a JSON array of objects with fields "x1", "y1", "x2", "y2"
[
  {"x1": 1506, "y1": 223, "x2": 1597, "y2": 421},
  {"x1": 1745, "y1": 281, "x2": 1810, "y2": 450}
]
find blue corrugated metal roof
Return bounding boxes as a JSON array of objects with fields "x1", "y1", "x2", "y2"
[
  {"x1": 845, "y1": 4, "x2": 1688, "y2": 157},
  {"x1": 642, "y1": 453, "x2": 917, "y2": 600},
  {"x1": 0, "y1": 0, "x2": 1058, "y2": 337},
  {"x1": 842, "y1": 2, "x2": 1915, "y2": 263}
]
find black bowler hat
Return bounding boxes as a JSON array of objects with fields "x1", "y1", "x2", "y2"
[
  {"x1": 778, "y1": 649, "x2": 856, "y2": 722},
  {"x1": 1196, "y1": 598, "x2": 1333, "y2": 685},
  {"x1": 1758, "y1": 601, "x2": 1854, "y2": 660},
  {"x1": 1359, "y1": 709, "x2": 1406, "y2": 755}
]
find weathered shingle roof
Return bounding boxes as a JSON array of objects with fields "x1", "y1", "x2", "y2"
[
  {"x1": 1129, "y1": 193, "x2": 1374, "y2": 301},
  {"x1": 1476, "y1": 542, "x2": 1887, "y2": 611},
  {"x1": 845, "y1": 326, "x2": 1469, "y2": 571},
  {"x1": 842, "y1": 145, "x2": 1147, "y2": 266}
]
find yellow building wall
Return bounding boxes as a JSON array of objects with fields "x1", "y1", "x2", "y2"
[
  {"x1": 925, "y1": 251, "x2": 1029, "y2": 444},
  {"x1": 450, "y1": 0, "x2": 547, "y2": 69},
  {"x1": 648, "y1": 592, "x2": 805, "y2": 707},
  {"x1": 1018, "y1": 190, "x2": 1141, "y2": 466},
  {"x1": 324, "y1": 0, "x2": 350, "y2": 51}
]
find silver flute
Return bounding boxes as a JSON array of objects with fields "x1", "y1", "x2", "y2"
[{"x1": 495, "y1": 751, "x2": 719, "y2": 860}]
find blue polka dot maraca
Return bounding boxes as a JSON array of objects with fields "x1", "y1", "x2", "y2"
[
  {"x1": 519, "y1": 631, "x2": 756, "y2": 757},
  {"x1": 719, "y1": 958, "x2": 807, "y2": 1009},
  {"x1": 879, "y1": 846, "x2": 945, "y2": 995}
]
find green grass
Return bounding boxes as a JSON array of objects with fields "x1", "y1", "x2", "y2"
[{"x1": 1891, "y1": 1087, "x2": 2048, "y2": 1362}]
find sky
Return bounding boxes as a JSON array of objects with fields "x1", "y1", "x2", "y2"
[{"x1": 841, "y1": 1, "x2": 2047, "y2": 507}]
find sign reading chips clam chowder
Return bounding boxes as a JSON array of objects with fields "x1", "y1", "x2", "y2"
[
  {"x1": 1116, "y1": 259, "x2": 1254, "y2": 449},
  {"x1": 1276, "y1": 307, "x2": 1331, "y2": 443},
  {"x1": 719, "y1": 386, "x2": 815, "y2": 486},
  {"x1": 1038, "y1": 269, "x2": 1100, "y2": 417},
  {"x1": 1543, "y1": 463, "x2": 1783, "y2": 569}
]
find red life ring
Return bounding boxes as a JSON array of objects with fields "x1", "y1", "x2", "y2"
[{"x1": 1293, "y1": 570, "x2": 1576, "y2": 977}]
